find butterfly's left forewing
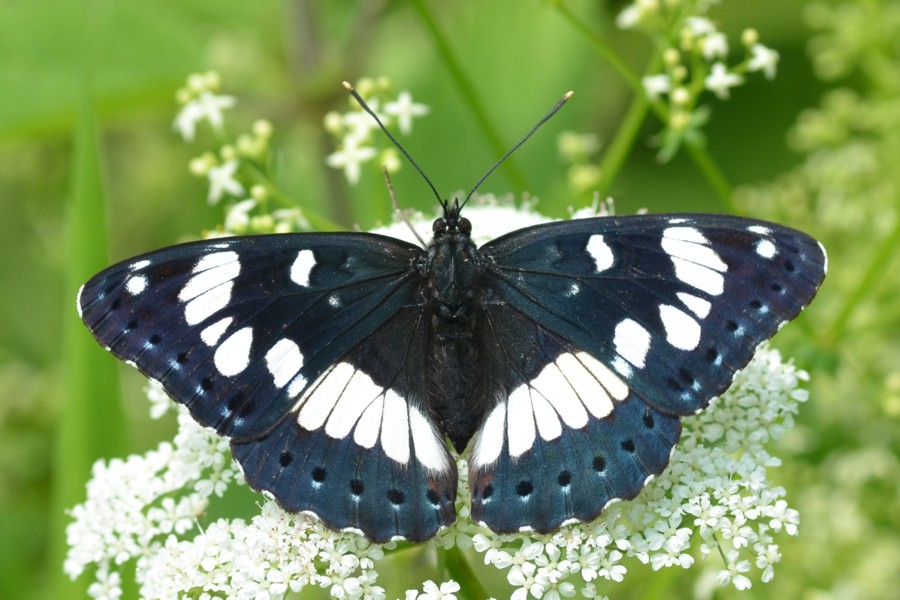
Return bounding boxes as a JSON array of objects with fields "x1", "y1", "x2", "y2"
[
  {"x1": 78, "y1": 232, "x2": 457, "y2": 542},
  {"x1": 468, "y1": 213, "x2": 825, "y2": 533}
]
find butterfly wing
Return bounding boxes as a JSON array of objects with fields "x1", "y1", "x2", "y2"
[
  {"x1": 78, "y1": 233, "x2": 456, "y2": 542},
  {"x1": 468, "y1": 213, "x2": 826, "y2": 533}
]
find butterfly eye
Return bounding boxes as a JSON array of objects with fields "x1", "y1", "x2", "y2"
[
  {"x1": 432, "y1": 218, "x2": 446, "y2": 233},
  {"x1": 459, "y1": 218, "x2": 472, "y2": 234}
]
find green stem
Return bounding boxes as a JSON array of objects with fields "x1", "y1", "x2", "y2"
[
  {"x1": 551, "y1": 1, "x2": 735, "y2": 208},
  {"x1": 595, "y1": 64, "x2": 655, "y2": 197},
  {"x1": 441, "y1": 545, "x2": 489, "y2": 599},
  {"x1": 407, "y1": 0, "x2": 531, "y2": 193},
  {"x1": 686, "y1": 141, "x2": 735, "y2": 211},
  {"x1": 828, "y1": 217, "x2": 900, "y2": 342}
]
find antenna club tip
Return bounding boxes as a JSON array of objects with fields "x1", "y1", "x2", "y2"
[
  {"x1": 563, "y1": 91, "x2": 574, "y2": 100},
  {"x1": 342, "y1": 81, "x2": 353, "y2": 91}
]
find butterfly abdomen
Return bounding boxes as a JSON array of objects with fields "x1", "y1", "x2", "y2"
[{"x1": 422, "y1": 224, "x2": 489, "y2": 453}]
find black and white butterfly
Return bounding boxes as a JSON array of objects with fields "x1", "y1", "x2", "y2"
[
  {"x1": 77, "y1": 90, "x2": 826, "y2": 543},
  {"x1": 78, "y1": 203, "x2": 826, "y2": 542}
]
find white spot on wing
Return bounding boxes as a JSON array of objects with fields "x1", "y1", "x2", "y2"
[
  {"x1": 201, "y1": 316, "x2": 233, "y2": 346},
  {"x1": 265, "y1": 339, "x2": 304, "y2": 389},
  {"x1": 507, "y1": 387, "x2": 536, "y2": 458},
  {"x1": 587, "y1": 234, "x2": 614, "y2": 272},
  {"x1": 213, "y1": 326, "x2": 253, "y2": 377},
  {"x1": 180, "y1": 252, "x2": 240, "y2": 301},
  {"x1": 748, "y1": 225, "x2": 771, "y2": 235},
  {"x1": 130, "y1": 259, "x2": 151, "y2": 271},
  {"x1": 677, "y1": 292, "x2": 711, "y2": 319},
  {"x1": 472, "y1": 403, "x2": 506, "y2": 468},
  {"x1": 76, "y1": 284, "x2": 85, "y2": 318},
  {"x1": 380, "y1": 391, "x2": 410, "y2": 464},
  {"x1": 576, "y1": 352, "x2": 629, "y2": 400},
  {"x1": 529, "y1": 361, "x2": 588, "y2": 428},
  {"x1": 554, "y1": 353, "x2": 615, "y2": 419},
  {"x1": 179, "y1": 251, "x2": 241, "y2": 325},
  {"x1": 755, "y1": 239, "x2": 777, "y2": 259},
  {"x1": 353, "y1": 395, "x2": 383, "y2": 449},
  {"x1": 291, "y1": 249, "x2": 316, "y2": 287},
  {"x1": 670, "y1": 257, "x2": 724, "y2": 296},
  {"x1": 614, "y1": 318, "x2": 651, "y2": 368},
  {"x1": 125, "y1": 275, "x2": 147, "y2": 295},
  {"x1": 410, "y1": 406, "x2": 449, "y2": 472},
  {"x1": 659, "y1": 304, "x2": 701, "y2": 350},
  {"x1": 184, "y1": 282, "x2": 235, "y2": 325},
  {"x1": 297, "y1": 362, "x2": 354, "y2": 430},
  {"x1": 818, "y1": 241, "x2": 828, "y2": 274},
  {"x1": 662, "y1": 227, "x2": 727, "y2": 296},
  {"x1": 287, "y1": 374, "x2": 308, "y2": 398},
  {"x1": 530, "y1": 391, "x2": 563, "y2": 441},
  {"x1": 324, "y1": 369, "x2": 379, "y2": 439}
]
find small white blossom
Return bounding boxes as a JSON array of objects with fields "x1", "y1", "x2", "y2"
[
  {"x1": 642, "y1": 74, "x2": 671, "y2": 101},
  {"x1": 326, "y1": 137, "x2": 377, "y2": 185},
  {"x1": 206, "y1": 159, "x2": 245, "y2": 205},
  {"x1": 223, "y1": 199, "x2": 258, "y2": 233},
  {"x1": 703, "y1": 32, "x2": 729, "y2": 60},
  {"x1": 174, "y1": 91, "x2": 236, "y2": 142},
  {"x1": 418, "y1": 579, "x2": 461, "y2": 600},
  {"x1": 705, "y1": 62, "x2": 744, "y2": 99},
  {"x1": 686, "y1": 16, "x2": 716, "y2": 36},
  {"x1": 87, "y1": 566, "x2": 122, "y2": 600},
  {"x1": 384, "y1": 91, "x2": 429, "y2": 135},
  {"x1": 748, "y1": 43, "x2": 780, "y2": 79}
]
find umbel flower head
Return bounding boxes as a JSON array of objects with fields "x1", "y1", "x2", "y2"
[{"x1": 66, "y1": 199, "x2": 808, "y2": 600}]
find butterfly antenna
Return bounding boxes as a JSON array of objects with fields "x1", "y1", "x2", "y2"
[
  {"x1": 343, "y1": 81, "x2": 445, "y2": 210},
  {"x1": 383, "y1": 166, "x2": 427, "y2": 247},
  {"x1": 462, "y1": 91, "x2": 573, "y2": 210}
]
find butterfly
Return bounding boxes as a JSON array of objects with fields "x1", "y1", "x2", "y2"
[
  {"x1": 77, "y1": 201, "x2": 826, "y2": 542},
  {"x1": 77, "y1": 88, "x2": 827, "y2": 543}
]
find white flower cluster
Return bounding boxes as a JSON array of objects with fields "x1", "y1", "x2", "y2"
[
  {"x1": 617, "y1": 1, "x2": 780, "y2": 159},
  {"x1": 66, "y1": 204, "x2": 808, "y2": 599},
  {"x1": 324, "y1": 77, "x2": 429, "y2": 185},
  {"x1": 172, "y1": 72, "x2": 310, "y2": 235}
]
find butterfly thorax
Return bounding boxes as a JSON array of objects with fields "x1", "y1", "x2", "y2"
[{"x1": 421, "y1": 213, "x2": 486, "y2": 452}]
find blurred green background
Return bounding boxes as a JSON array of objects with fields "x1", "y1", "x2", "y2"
[{"x1": 2, "y1": 0, "x2": 898, "y2": 598}]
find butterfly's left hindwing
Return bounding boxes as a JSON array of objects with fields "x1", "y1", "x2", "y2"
[{"x1": 232, "y1": 305, "x2": 457, "y2": 542}]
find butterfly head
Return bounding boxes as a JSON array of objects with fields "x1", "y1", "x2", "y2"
[{"x1": 434, "y1": 198, "x2": 472, "y2": 238}]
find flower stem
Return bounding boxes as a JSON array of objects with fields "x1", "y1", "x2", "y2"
[{"x1": 441, "y1": 545, "x2": 489, "y2": 599}]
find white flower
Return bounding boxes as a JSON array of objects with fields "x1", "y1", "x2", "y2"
[
  {"x1": 615, "y1": 0, "x2": 658, "y2": 30},
  {"x1": 419, "y1": 579, "x2": 461, "y2": 599},
  {"x1": 206, "y1": 160, "x2": 245, "y2": 204},
  {"x1": 224, "y1": 199, "x2": 258, "y2": 233},
  {"x1": 702, "y1": 32, "x2": 729, "y2": 60},
  {"x1": 642, "y1": 74, "x2": 671, "y2": 101},
  {"x1": 384, "y1": 91, "x2": 429, "y2": 135},
  {"x1": 87, "y1": 566, "x2": 122, "y2": 600},
  {"x1": 685, "y1": 16, "x2": 716, "y2": 36},
  {"x1": 705, "y1": 62, "x2": 744, "y2": 99},
  {"x1": 174, "y1": 91, "x2": 236, "y2": 141},
  {"x1": 326, "y1": 136, "x2": 377, "y2": 185},
  {"x1": 748, "y1": 43, "x2": 780, "y2": 80}
]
